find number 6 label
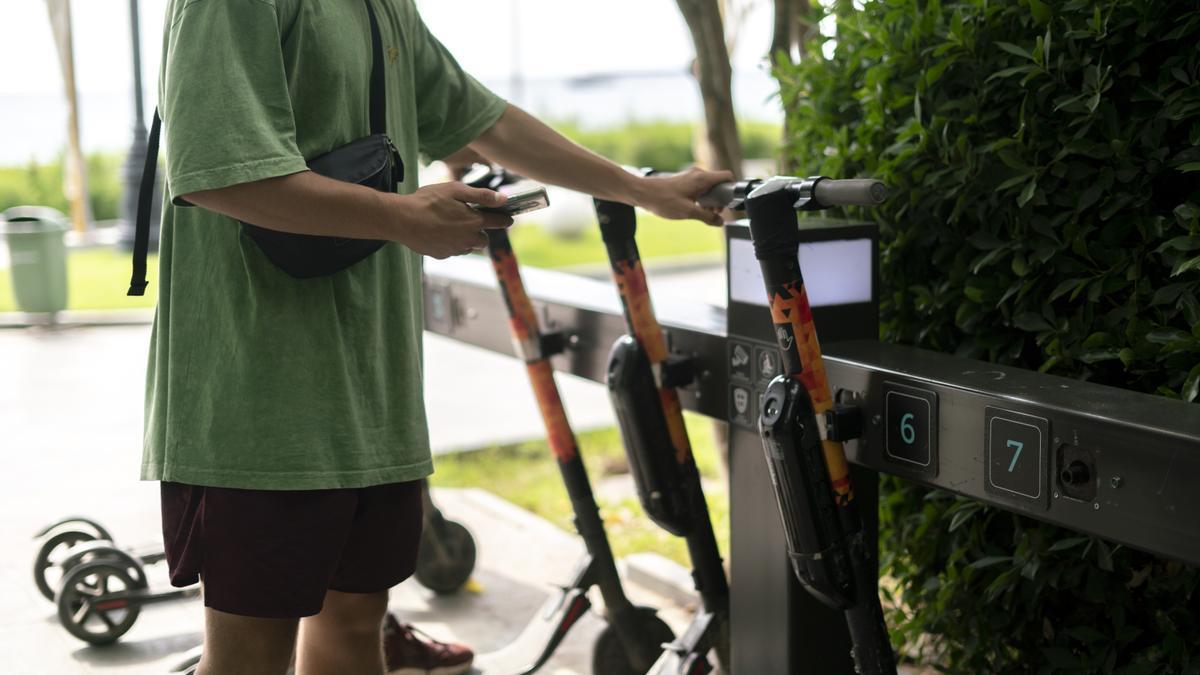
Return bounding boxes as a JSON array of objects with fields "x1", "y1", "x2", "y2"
[
  {"x1": 901, "y1": 413, "x2": 916, "y2": 445},
  {"x1": 883, "y1": 382, "x2": 937, "y2": 475}
]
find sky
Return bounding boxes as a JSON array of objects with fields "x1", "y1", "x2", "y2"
[
  {"x1": 0, "y1": 1, "x2": 785, "y2": 164},
  {"x1": 0, "y1": 0, "x2": 777, "y2": 97}
]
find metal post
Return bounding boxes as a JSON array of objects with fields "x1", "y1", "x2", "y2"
[
  {"x1": 129, "y1": 0, "x2": 145, "y2": 133},
  {"x1": 120, "y1": 0, "x2": 159, "y2": 251},
  {"x1": 509, "y1": 0, "x2": 524, "y2": 106}
]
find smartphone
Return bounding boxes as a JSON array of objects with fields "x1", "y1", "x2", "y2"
[{"x1": 472, "y1": 186, "x2": 550, "y2": 217}]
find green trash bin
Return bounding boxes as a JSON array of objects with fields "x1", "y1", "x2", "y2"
[{"x1": 1, "y1": 206, "x2": 69, "y2": 315}]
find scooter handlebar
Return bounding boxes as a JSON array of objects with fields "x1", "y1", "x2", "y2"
[
  {"x1": 697, "y1": 177, "x2": 886, "y2": 211},
  {"x1": 698, "y1": 182, "x2": 737, "y2": 209},
  {"x1": 812, "y1": 178, "x2": 887, "y2": 207}
]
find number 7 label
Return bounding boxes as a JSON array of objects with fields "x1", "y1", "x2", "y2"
[
  {"x1": 1007, "y1": 439, "x2": 1024, "y2": 473},
  {"x1": 985, "y1": 408, "x2": 1048, "y2": 506}
]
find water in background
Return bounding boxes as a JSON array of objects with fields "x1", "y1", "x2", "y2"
[{"x1": 0, "y1": 68, "x2": 782, "y2": 166}]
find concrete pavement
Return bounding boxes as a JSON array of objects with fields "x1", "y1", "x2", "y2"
[
  {"x1": 0, "y1": 324, "x2": 634, "y2": 674},
  {"x1": 0, "y1": 259, "x2": 726, "y2": 673}
]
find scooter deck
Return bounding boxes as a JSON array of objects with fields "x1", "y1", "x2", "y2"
[
  {"x1": 472, "y1": 586, "x2": 592, "y2": 675},
  {"x1": 647, "y1": 610, "x2": 715, "y2": 675},
  {"x1": 170, "y1": 645, "x2": 202, "y2": 673},
  {"x1": 169, "y1": 588, "x2": 591, "y2": 675}
]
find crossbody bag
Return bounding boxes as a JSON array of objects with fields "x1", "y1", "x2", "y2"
[{"x1": 128, "y1": 0, "x2": 402, "y2": 295}]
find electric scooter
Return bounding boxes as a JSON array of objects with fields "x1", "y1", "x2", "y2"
[
  {"x1": 414, "y1": 480, "x2": 478, "y2": 595},
  {"x1": 463, "y1": 166, "x2": 674, "y2": 675},
  {"x1": 593, "y1": 195, "x2": 731, "y2": 675},
  {"x1": 699, "y1": 176, "x2": 898, "y2": 674},
  {"x1": 35, "y1": 481, "x2": 474, "y2": 602},
  {"x1": 32, "y1": 516, "x2": 200, "y2": 645},
  {"x1": 36, "y1": 482, "x2": 474, "y2": 650}
]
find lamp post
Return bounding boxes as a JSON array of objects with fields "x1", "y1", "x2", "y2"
[
  {"x1": 119, "y1": 0, "x2": 159, "y2": 251},
  {"x1": 510, "y1": 0, "x2": 523, "y2": 106}
]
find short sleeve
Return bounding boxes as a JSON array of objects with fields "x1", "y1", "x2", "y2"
[
  {"x1": 408, "y1": 8, "x2": 508, "y2": 160},
  {"x1": 160, "y1": 0, "x2": 308, "y2": 204}
]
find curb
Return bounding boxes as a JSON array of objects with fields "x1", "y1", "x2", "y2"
[
  {"x1": 562, "y1": 252, "x2": 723, "y2": 280},
  {"x1": 0, "y1": 308, "x2": 154, "y2": 329},
  {"x1": 444, "y1": 487, "x2": 579, "y2": 547},
  {"x1": 432, "y1": 488, "x2": 702, "y2": 609},
  {"x1": 621, "y1": 552, "x2": 700, "y2": 608}
]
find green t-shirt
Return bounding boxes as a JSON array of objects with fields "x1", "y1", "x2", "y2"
[{"x1": 141, "y1": 0, "x2": 506, "y2": 489}]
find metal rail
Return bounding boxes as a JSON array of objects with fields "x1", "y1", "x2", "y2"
[{"x1": 423, "y1": 256, "x2": 1200, "y2": 567}]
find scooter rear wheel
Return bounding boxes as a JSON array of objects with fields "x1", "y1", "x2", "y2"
[
  {"x1": 55, "y1": 559, "x2": 143, "y2": 645},
  {"x1": 592, "y1": 606, "x2": 675, "y2": 675},
  {"x1": 415, "y1": 520, "x2": 476, "y2": 595},
  {"x1": 33, "y1": 529, "x2": 99, "y2": 601}
]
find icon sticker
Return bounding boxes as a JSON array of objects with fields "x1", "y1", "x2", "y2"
[
  {"x1": 732, "y1": 345, "x2": 750, "y2": 368},
  {"x1": 729, "y1": 342, "x2": 753, "y2": 382},
  {"x1": 757, "y1": 347, "x2": 780, "y2": 382},
  {"x1": 730, "y1": 385, "x2": 755, "y2": 428},
  {"x1": 774, "y1": 326, "x2": 794, "y2": 351}
]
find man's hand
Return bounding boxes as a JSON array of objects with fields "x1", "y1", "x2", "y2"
[
  {"x1": 394, "y1": 183, "x2": 513, "y2": 259},
  {"x1": 633, "y1": 167, "x2": 734, "y2": 227}
]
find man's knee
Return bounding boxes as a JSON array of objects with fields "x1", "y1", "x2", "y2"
[
  {"x1": 311, "y1": 589, "x2": 389, "y2": 636},
  {"x1": 200, "y1": 607, "x2": 298, "y2": 675}
]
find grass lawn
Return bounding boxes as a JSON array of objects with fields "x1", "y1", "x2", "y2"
[
  {"x1": 509, "y1": 213, "x2": 724, "y2": 270},
  {"x1": 0, "y1": 213, "x2": 721, "y2": 313},
  {"x1": 0, "y1": 247, "x2": 159, "y2": 313},
  {"x1": 429, "y1": 412, "x2": 730, "y2": 568}
]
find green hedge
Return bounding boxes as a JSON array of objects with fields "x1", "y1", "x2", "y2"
[
  {"x1": 0, "y1": 153, "x2": 122, "y2": 221},
  {"x1": 776, "y1": 0, "x2": 1200, "y2": 671},
  {"x1": 554, "y1": 119, "x2": 781, "y2": 170},
  {"x1": 0, "y1": 120, "x2": 783, "y2": 222}
]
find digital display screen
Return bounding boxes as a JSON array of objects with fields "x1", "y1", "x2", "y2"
[{"x1": 728, "y1": 237, "x2": 873, "y2": 308}]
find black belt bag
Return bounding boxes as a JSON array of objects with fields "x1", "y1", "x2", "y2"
[
  {"x1": 128, "y1": 0, "x2": 400, "y2": 295},
  {"x1": 240, "y1": 131, "x2": 402, "y2": 279}
]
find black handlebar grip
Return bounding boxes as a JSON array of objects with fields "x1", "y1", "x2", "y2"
[
  {"x1": 813, "y1": 179, "x2": 887, "y2": 207},
  {"x1": 698, "y1": 182, "x2": 736, "y2": 209}
]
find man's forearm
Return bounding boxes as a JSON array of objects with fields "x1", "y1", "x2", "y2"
[
  {"x1": 183, "y1": 171, "x2": 397, "y2": 240},
  {"x1": 182, "y1": 170, "x2": 513, "y2": 259},
  {"x1": 467, "y1": 105, "x2": 649, "y2": 205}
]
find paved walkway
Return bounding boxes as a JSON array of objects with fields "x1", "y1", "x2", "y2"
[
  {"x1": 0, "y1": 290, "x2": 716, "y2": 672},
  {"x1": 0, "y1": 259, "x2": 726, "y2": 673}
]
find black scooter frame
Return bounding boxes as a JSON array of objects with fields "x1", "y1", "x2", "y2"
[{"x1": 595, "y1": 197, "x2": 731, "y2": 675}]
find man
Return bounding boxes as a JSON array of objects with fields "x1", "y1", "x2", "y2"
[{"x1": 146, "y1": 1, "x2": 731, "y2": 674}]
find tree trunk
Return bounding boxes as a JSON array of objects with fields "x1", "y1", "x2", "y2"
[
  {"x1": 46, "y1": 0, "x2": 92, "y2": 233},
  {"x1": 770, "y1": 0, "x2": 809, "y2": 174},
  {"x1": 676, "y1": 0, "x2": 744, "y2": 178},
  {"x1": 771, "y1": 0, "x2": 809, "y2": 67}
]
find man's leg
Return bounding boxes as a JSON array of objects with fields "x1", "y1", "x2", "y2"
[
  {"x1": 197, "y1": 607, "x2": 299, "y2": 675},
  {"x1": 296, "y1": 589, "x2": 389, "y2": 675},
  {"x1": 160, "y1": 483, "x2": 365, "y2": 675}
]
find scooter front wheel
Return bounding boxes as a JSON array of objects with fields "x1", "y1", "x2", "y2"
[
  {"x1": 55, "y1": 559, "x2": 143, "y2": 645},
  {"x1": 592, "y1": 606, "x2": 676, "y2": 675},
  {"x1": 415, "y1": 519, "x2": 476, "y2": 595}
]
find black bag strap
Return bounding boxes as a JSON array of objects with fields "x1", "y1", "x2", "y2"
[
  {"x1": 364, "y1": 0, "x2": 387, "y2": 136},
  {"x1": 127, "y1": 110, "x2": 160, "y2": 296},
  {"x1": 127, "y1": 0, "x2": 387, "y2": 296}
]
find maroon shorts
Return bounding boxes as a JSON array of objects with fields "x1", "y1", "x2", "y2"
[{"x1": 160, "y1": 480, "x2": 424, "y2": 618}]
